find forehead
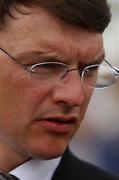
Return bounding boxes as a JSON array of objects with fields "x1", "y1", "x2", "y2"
[{"x1": 0, "y1": 6, "x2": 104, "y2": 63}]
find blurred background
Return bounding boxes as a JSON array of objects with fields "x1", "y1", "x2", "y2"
[{"x1": 70, "y1": 0, "x2": 119, "y2": 176}]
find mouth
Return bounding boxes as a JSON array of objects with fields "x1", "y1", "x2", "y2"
[{"x1": 35, "y1": 116, "x2": 78, "y2": 134}]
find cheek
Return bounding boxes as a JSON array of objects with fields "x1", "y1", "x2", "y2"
[
  {"x1": 0, "y1": 66, "x2": 51, "y2": 108},
  {"x1": 23, "y1": 82, "x2": 54, "y2": 112},
  {"x1": 0, "y1": 72, "x2": 54, "y2": 130},
  {"x1": 0, "y1": 71, "x2": 53, "y2": 144}
]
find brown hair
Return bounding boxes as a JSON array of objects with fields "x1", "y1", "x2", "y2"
[{"x1": 0, "y1": 0, "x2": 111, "y2": 32}]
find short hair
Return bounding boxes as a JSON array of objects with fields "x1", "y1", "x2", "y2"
[{"x1": 0, "y1": 0, "x2": 111, "y2": 32}]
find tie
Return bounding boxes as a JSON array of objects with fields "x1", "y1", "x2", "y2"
[{"x1": 0, "y1": 171, "x2": 19, "y2": 180}]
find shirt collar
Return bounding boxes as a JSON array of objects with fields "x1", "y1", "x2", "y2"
[{"x1": 10, "y1": 157, "x2": 61, "y2": 180}]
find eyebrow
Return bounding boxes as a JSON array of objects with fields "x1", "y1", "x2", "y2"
[
  {"x1": 14, "y1": 51, "x2": 68, "y2": 66},
  {"x1": 0, "y1": 49, "x2": 45, "y2": 64},
  {"x1": 79, "y1": 54, "x2": 105, "y2": 68},
  {"x1": 4, "y1": 47, "x2": 105, "y2": 67},
  {"x1": 15, "y1": 51, "x2": 48, "y2": 62}
]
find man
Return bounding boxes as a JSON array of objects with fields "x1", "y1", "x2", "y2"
[{"x1": 0, "y1": 0, "x2": 118, "y2": 179}]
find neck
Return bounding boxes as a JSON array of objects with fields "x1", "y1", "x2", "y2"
[{"x1": 0, "y1": 142, "x2": 29, "y2": 172}]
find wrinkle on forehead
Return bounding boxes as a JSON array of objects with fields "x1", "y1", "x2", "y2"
[
  {"x1": 41, "y1": 32, "x2": 104, "y2": 64},
  {"x1": 0, "y1": 6, "x2": 104, "y2": 64}
]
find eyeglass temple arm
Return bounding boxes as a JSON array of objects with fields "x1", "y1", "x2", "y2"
[
  {"x1": 104, "y1": 59, "x2": 119, "y2": 76},
  {"x1": 0, "y1": 48, "x2": 16, "y2": 61},
  {"x1": 0, "y1": 47, "x2": 29, "y2": 70},
  {"x1": 1, "y1": 47, "x2": 119, "y2": 77}
]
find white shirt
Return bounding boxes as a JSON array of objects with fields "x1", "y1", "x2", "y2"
[{"x1": 10, "y1": 157, "x2": 61, "y2": 180}]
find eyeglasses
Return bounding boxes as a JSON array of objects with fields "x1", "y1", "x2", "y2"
[{"x1": 0, "y1": 47, "x2": 119, "y2": 89}]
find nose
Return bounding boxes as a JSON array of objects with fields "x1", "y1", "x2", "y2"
[{"x1": 52, "y1": 71, "x2": 84, "y2": 107}]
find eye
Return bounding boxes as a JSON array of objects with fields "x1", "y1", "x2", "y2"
[
  {"x1": 41, "y1": 63, "x2": 62, "y2": 70},
  {"x1": 84, "y1": 65, "x2": 99, "y2": 78},
  {"x1": 30, "y1": 62, "x2": 67, "y2": 75}
]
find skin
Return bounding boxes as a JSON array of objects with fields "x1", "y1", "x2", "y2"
[{"x1": 0, "y1": 6, "x2": 104, "y2": 172}]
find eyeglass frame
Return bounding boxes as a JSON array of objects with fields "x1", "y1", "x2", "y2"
[{"x1": 0, "y1": 47, "x2": 119, "y2": 88}]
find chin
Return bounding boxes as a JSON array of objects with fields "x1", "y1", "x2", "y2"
[
  {"x1": 39, "y1": 151, "x2": 63, "y2": 160},
  {"x1": 23, "y1": 141, "x2": 67, "y2": 160},
  {"x1": 27, "y1": 148, "x2": 65, "y2": 160},
  {"x1": 21, "y1": 131, "x2": 72, "y2": 160},
  {"x1": 40, "y1": 145, "x2": 67, "y2": 159}
]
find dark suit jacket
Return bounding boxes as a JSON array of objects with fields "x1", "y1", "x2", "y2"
[{"x1": 52, "y1": 149, "x2": 119, "y2": 180}]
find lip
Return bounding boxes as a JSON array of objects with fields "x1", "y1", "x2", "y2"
[{"x1": 35, "y1": 116, "x2": 77, "y2": 134}]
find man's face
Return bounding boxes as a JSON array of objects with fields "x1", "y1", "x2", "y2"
[{"x1": 0, "y1": 6, "x2": 104, "y2": 160}]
